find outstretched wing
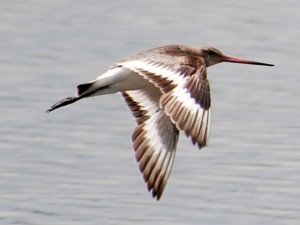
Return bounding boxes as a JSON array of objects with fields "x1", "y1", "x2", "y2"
[
  {"x1": 118, "y1": 60, "x2": 211, "y2": 148},
  {"x1": 122, "y1": 86, "x2": 179, "y2": 200}
]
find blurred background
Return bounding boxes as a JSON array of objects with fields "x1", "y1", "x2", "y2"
[{"x1": 0, "y1": 0, "x2": 299, "y2": 224}]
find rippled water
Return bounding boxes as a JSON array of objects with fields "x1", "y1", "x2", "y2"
[{"x1": 1, "y1": 0, "x2": 299, "y2": 224}]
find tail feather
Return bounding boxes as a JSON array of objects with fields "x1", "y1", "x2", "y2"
[
  {"x1": 77, "y1": 82, "x2": 94, "y2": 96},
  {"x1": 47, "y1": 81, "x2": 110, "y2": 113},
  {"x1": 47, "y1": 66, "x2": 134, "y2": 113}
]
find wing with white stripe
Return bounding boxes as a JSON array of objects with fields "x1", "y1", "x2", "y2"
[
  {"x1": 161, "y1": 65, "x2": 211, "y2": 148},
  {"x1": 119, "y1": 60, "x2": 211, "y2": 148},
  {"x1": 122, "y1": 87, "x2": 179, "y2": 200}
]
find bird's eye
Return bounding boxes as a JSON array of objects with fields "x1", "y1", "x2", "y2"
[{"x1": 208, "y1": 50, "x2": 217, "y2": 56}]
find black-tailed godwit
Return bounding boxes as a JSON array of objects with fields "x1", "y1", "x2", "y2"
[{"x1": 47, "y1": 45, "x2": 273, "y2": 200}]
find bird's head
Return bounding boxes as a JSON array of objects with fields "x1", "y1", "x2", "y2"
[
  {"x1": 200, "y1": 47, "x2": 274, "y2": 67},
  {"x1": 200, "y1": 47, "x2": 224, "y2": 66}
]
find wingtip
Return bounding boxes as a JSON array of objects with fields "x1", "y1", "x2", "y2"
[
  {"x1": 151, "y1": 188, "x2": 161, "y2": 201},
  {"x1": 146, "y1": 180, "x2": 163, "y2": 201},
  {"x1": 155, "y1": 192, "x2": 162, "y2": 201}
]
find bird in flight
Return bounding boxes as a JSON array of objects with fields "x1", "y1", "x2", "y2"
[{"x1": 47, "y1": 45, "x2": 274, "y2": 200}]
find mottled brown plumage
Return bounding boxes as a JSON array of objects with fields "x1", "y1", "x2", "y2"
[{"x1": 47, "y1": 45, "x2": 274, "y2": 200}]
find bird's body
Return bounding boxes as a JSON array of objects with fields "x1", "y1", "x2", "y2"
[{"x1": 47, "y1": 45, "x2": 273, "y2": 200}]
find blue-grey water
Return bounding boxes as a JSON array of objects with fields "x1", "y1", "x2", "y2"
[{"x1": 0, "y1": 1, "x2": 299, "y2": 224}]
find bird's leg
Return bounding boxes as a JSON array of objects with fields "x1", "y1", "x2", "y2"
[{"x1": 46, "y1": 96, "x2": 80, "y2": 112}]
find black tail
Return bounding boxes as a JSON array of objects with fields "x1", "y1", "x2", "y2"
[
  {"x1": 77, "y1": 82, "x2": 93, "y2": 96},
  {"x1": 47, "y1": 82, "x2": 110, "y2": 113},
  {"x1": 46, "y1": 82, "x2": 93, "y2": 113}
]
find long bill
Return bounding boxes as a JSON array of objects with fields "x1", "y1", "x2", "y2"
[{"x1": 223, "y1": 55, "x2": 274, "y2": 66}]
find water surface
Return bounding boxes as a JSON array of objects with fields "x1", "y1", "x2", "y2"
[{"x1": 0, "y1": 1, "x2": 299, "y2": 224}]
